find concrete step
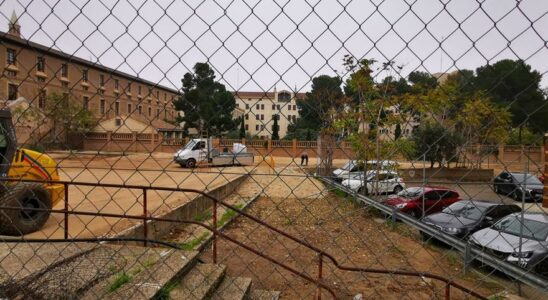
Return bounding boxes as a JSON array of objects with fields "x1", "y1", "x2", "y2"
[
  {"x1": 211, "y1": 276, "x2": 252, "y2": 300},
  {"x1": 169, "y1": 263, "x2": 226, "y2": 299},
  {"x1": 105, "y1": 248, "x2": 198, "y2": 300},
  {"x1": 249, "y1": 289, "x2": 281, "y2": 300},
  {"x1": 82, "y1": 245, "x2": 196, "y2": 299}
]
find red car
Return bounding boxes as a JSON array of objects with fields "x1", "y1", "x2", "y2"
[{"x1": 382, "y1": 186, "x2": 461, "y2": 218}]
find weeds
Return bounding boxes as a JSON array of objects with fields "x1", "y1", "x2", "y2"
[
  {"x1": 107, "y1": 272, "x2": 132, "y2": 293},
  {"x1": 216, "y1": 203, "x2": 244, "y2": 228},
  {"x1": 194, "y1": 210, "x2": 213, "y2": 222},
  {"x1": 180, "y1": 232, "x2": 210, "y2": 250}
]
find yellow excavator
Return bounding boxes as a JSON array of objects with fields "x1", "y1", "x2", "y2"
[{"x1": 0, "y1": 109, "x2": 64, "y2": 236}]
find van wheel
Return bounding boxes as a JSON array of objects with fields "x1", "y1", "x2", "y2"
[
  {"x1": 358, "y1": 186, "x2": 368, "y2": 195},
  {"x1": 186, "y1": 159, "x2": 196, "y2": 168},
  {"x1": 0, "y1": 183, "x2": 52, "y2": 236},
  {"x1": 393, "y1": 185, "x2": 403, "y2": 194},
  {"x1": 408, "y1": 210, "x2": 421, "y2": 219}
]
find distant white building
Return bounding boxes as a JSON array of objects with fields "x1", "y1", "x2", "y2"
[{"x1": 234, "y1": 90, "x2": 305, "y2": 139}]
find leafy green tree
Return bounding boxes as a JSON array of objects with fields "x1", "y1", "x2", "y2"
[
  {"x1": 411, "y1": 122, "x2": 463, "y2": 168},
  {"x1": 271, "y1": 114, "x2": 279, "y2": 140},
  {"x1": 174, "y1": 62, "x2": 236, "y2": 136},
  {"x1": 408, "y1": 71, "x2": 438, "y2": 94},
  {"x1": 394, "y1": 123, "x2": 402, "y2": 140},
  {"x1": 296, "y1": 75, "x2": 344, "y2": 131},
  {"x1": 474, "y1": 59, "x2": 547, "y2": 134},
  {"x1": 239, "y1": 117, "x2": 245, "y2": 139}
]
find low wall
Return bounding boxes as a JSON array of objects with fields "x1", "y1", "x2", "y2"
[
  {"x1": 399, "y1": 167, "x2": 494, "y2": 182},
  {"x1": 115, "y1": 174, "x2": 248, "y2": 240}
]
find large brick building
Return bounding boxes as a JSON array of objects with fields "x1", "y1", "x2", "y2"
[
  {"x1": 234, "y1": 90, "x2": 305, "y2": 139},
  {"x1": 1, "y1": 13, "x2": 180, "y2": 141}
]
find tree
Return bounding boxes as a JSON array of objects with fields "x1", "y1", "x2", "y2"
[
  {"x1": 474, "y1": 59, "x2": 547, "y2": 134},
  {"x1": 411, "y1": 123, "x2": 463, "y2": 168},
  {"x1": 271, "y1": 114, "x2": 280, "y2": 140},
  {"x1": 394, "y1": 123, "x2": 402, "y2": 140},
  {"x1": 44, "y1": 93, "x2": 95, "y2": 145},
  {"x1": 239, "y1": 117, "x2": 245, "y2": 139},
  {"x1": 296, "y1": 75, "x2": 344, "y2": 131},
  {"x1": 408, "y1": 71, "x2": 438, "y2": 94},
  {"x1": 173, "y1": 62, "x2": 236, "y2": 136}
]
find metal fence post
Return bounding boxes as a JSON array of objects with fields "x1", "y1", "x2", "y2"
[
  {"x1": 143, "y1": 188, "x2": 148, "y2": 247},
  {"x1": 64, "y1": 183, "x2": 69, "y2": 239},
  {"x1": 213, "y1": 199, "x2": 217, "y2": 264}
]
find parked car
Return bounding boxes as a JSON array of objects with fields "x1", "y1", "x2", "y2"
[
  {"x1": 470, "y1": 213, "x2": 548, "y2": 276},
  {"x1": 332, "y1": 160, "x2": 398, "y2": 182},
  {"x1": 420, "y1": 201, "x2": 521, "y2": 239},
  {"x1": 493, "y1": 172, "x2": 544, "y2": 202},
  {"x1": 341, "y1": 170, "x2": 405, "y2": 195},
  {"x1": 382, "y1": 187, "x2": 461, "y2": 218}
]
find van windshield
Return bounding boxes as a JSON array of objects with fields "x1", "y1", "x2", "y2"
[
  {"x1": 341, "y1": 161, "x2": 356, "y2": 171},
  {"x1": 183, "y1": 140, "x2": 196, "y2": 150}
]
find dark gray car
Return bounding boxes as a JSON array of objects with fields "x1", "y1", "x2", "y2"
[
  {"x1": 493, "y1": 172, "x2": 544, "y2": 202},
  {"x1": 421, "y1": 201, "x2": 521, "y2": 239},
  {"x1": 470, "y1": 213, "x2": 548, "y2": 276}
]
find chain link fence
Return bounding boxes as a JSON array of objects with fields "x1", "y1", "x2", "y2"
[{"x1": 0, "y1": 0, "x2": 547, "y2": 299}]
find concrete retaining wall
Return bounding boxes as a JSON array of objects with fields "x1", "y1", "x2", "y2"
[{"x1": 115, "y1": 174, "x2": 249, "y2": 241}]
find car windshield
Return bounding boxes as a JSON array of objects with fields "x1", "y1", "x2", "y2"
[
  {"x1": 442, "y1": 202, "x2": 486, "y2": 220},
  {"x1": 493, "y1": 215, "x2": 548, "y2": 241},
  {"x1": 183, "y1": 140, "x2": 196, "y2": 150},
  {"x1": 511, "y1": 174, "x2": 542, "y2": 185},
  {"x1": 341, "y1": 161, "x2": 356, "y2": 171},
  {"x1": 398, "y1": 187, "x2": 423, "y2": 198}
]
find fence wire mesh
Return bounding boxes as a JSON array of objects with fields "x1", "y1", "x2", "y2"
[{"x1": 0, "y1": 0, "x2": 547, "y2": 299}]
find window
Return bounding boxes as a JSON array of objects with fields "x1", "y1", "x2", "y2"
[
  {"x1": 245, "y1": 104, "x2": 249, "y2": 109},
  {"x1": 255, "y1": 125, "x2": 259, "y2": 131},
  {"x1": 127, "y1": 103, "x2": 132, "y2": 113},
  {"x1": 138, "y1": 85, "x2": 142, "y2": 95},
  {"x1": 115, "y1": 118, "x2": 122, "y2": 126},
  {"x1": 100, "y1": 99, "x2": 106, "y2": 115},
  {"x1": 100, "y1": 74, "x2": 105, "y2": 87},
  {"x1": 83, "y1": 96, "x2": 90, "y2": 110},
  {"x1": 114, "y1": 79, "x2": 119, "y2": 90},
  {"x1": 138, "y1": 105, "x2": 142, "y2": 115},
  {"x1": 38, "y1": 89, "x2": 46, "y2": 109},
  {"x1": 82, "y1": 69, "x2": 88, "y2": 82},
  {"x1": 127, "y1": 82, "x2": 131, "y2": 92},
  {"x1": 245, "y1": 114, "x2": 249, "y2": 120},
  {"x1": 260, "y1": 125, "x2": 264, "y2": 130},
  {"x1": 148, "y1": 107, "x2": 151, "y2": 116},
  {"x1": 115, "y1": 101, "x2": 120, "y2": 115},
  {"x1": 6, "y1": 48, "x2": 16, "y2": 65},
  {"x1": 276, "y1": 105, "x2": 280, "y2": 110},
  {"x1": 8, "y1": 84, "x2": 18, "y2": 100},
  {"x1": 292, "y1": 115, "x2": 297, "y2": 122},
  {"x1": 256, "y1": 115, "x2": 259, "y2": 120},
  {"x1": 261, "y1": 104, "x2": 264, "y2": 110},
  {"x1": 256, "y1": 104, "x2": 260, "y2": 110},
  {"x1": 260, "y1": 114, "x2": 264, "y2": 120},
  {"x1": 36, "y1": 77, "x2": 45, "y2": 83},
  {"x1": 114, "y1": 92, "x2": 119, "y2": 98},
  {"x1": 61, "y1": 81, "x2": 69, "y2": 88},
  {"x1": 279, "y1": 92, "x2": 291, "y2": 101},
  {"x1": 61, "y1": 63, "x2": 68, "y2": 77},
  {"x1": 156, "y1": 108, "x2": 160, "y2": 116},
  {"x1": 98, "y1": 89, "x2": 104, "y2": 95},
  {"x1": 82, "y1": 86, "x2": 88, "y2": 91},
  {"x1": 272, "y1": 104, "x2": 275, "y2": 110},
  {"x1": 6, "y1": 70, "x2": 16, "y2": 77},
  {"x1": 36, "y1": 56, "x2": 45, "y2": 72},
  {"x1": 164, "y1": 93, "x2": 167, "y2": 101}
]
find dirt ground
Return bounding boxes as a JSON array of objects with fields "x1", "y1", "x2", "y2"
[{"x1": 201, "y1": 195, "x2": 512, "y2": 299}]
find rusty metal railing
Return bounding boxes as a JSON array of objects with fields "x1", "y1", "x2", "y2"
[{"x1": 0, "y1": 179, "x2": 487, "y2": 299}]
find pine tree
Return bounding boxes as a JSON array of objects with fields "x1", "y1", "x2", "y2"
[
  {"x1": 239, "y1": 117, "x2": 246, "y2": 139},
  {"x1": 272, "y1": 114, "x2": 280, "y2": 140}
]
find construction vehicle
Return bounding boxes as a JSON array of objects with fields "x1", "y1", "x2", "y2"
[
  {"x1": 0, "y1": 109, "x2": 64, "y2": 236},
  {"x1": 173, "y1": 137, "x2": 254, "y2": 168}
]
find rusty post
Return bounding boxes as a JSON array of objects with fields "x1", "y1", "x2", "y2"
[
  {"x1": 143, "y1": 188, "x2": 147, "y2": 247},
  {"x1": 445, "y1": 283, "x2": 450, "y2": 300},
  {"x1": 213, "y1": 200, "x2": 218, "y2": 263},
  {"x1": 63, "y1": 183, "x2": 69, "y2": 239},
  {"x1": 316, "y1": 253, "x2": 323, "y2": 300}
]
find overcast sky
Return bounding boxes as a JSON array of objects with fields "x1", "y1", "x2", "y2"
[{"x1": 2, "y1": 0, "x2": 547, "y2": 93}]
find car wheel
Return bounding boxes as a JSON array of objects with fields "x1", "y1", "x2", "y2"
[
  {"x1": 513, "y1": 191, "x2": 520, "y2": 201},
  {"x1": 393, "y1": 185, "x2": 403, "y2": 194},
  {"x1": 186, "y1": 159, "x2": 196, "y2": 168},
  {"x1": 535, "y1": 260, "x2": 548, "y2": 277},
  {"x1": 408, "y1": 210, "x2": 421, "y2": 219},
  {"x1": 493, "y1": 185, "x2": 499, "y2": 194}
]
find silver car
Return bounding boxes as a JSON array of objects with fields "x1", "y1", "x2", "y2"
[{"x1": 470, "y1": 212, "x2": 548, "y2": 276}]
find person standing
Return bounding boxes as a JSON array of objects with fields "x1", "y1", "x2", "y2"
[{"x1": 300, "y1": 150, "x2": 309, "y2": 166}]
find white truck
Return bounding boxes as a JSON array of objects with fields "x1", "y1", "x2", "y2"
[{"x1": 173, "y1": 138, "x2": 254, "y2": 168}]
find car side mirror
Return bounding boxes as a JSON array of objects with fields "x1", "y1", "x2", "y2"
[{"x1": 484, "y1": 216, "x2": 493, "y2": 224}]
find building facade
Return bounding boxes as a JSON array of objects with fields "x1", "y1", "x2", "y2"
[
  {"x1": 1, "y1": 14, "x2": 180, "y2": 137},
  {"x1": 234, "y1": 90, "x2": 305, "y2": 139}
]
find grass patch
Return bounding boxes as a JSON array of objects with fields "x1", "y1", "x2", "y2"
[
  {"x1": 385, "y1": 218, "x2": 400, "y2": 231},
  {"x1": 331, "y1": 188, "x2": 347, "y2": 198},
  {"x1": 153, "y1": 281, "x2": 179, "y2": 300},
  {"x1": 445, "y1": 251, "x2": 460, "y2": 266},
  {"x1": 193, "y1": 210, "x2": 213, "y2": 222},
  {"x1": 180, "y1": 232, "x2": 210, "y2": 250},
  {"x1": 216, "y1": 203, "x2": 244, "y2": 228},
  {"x1": 108, "y1": 272, "x2": 132, "y2": 293}
]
